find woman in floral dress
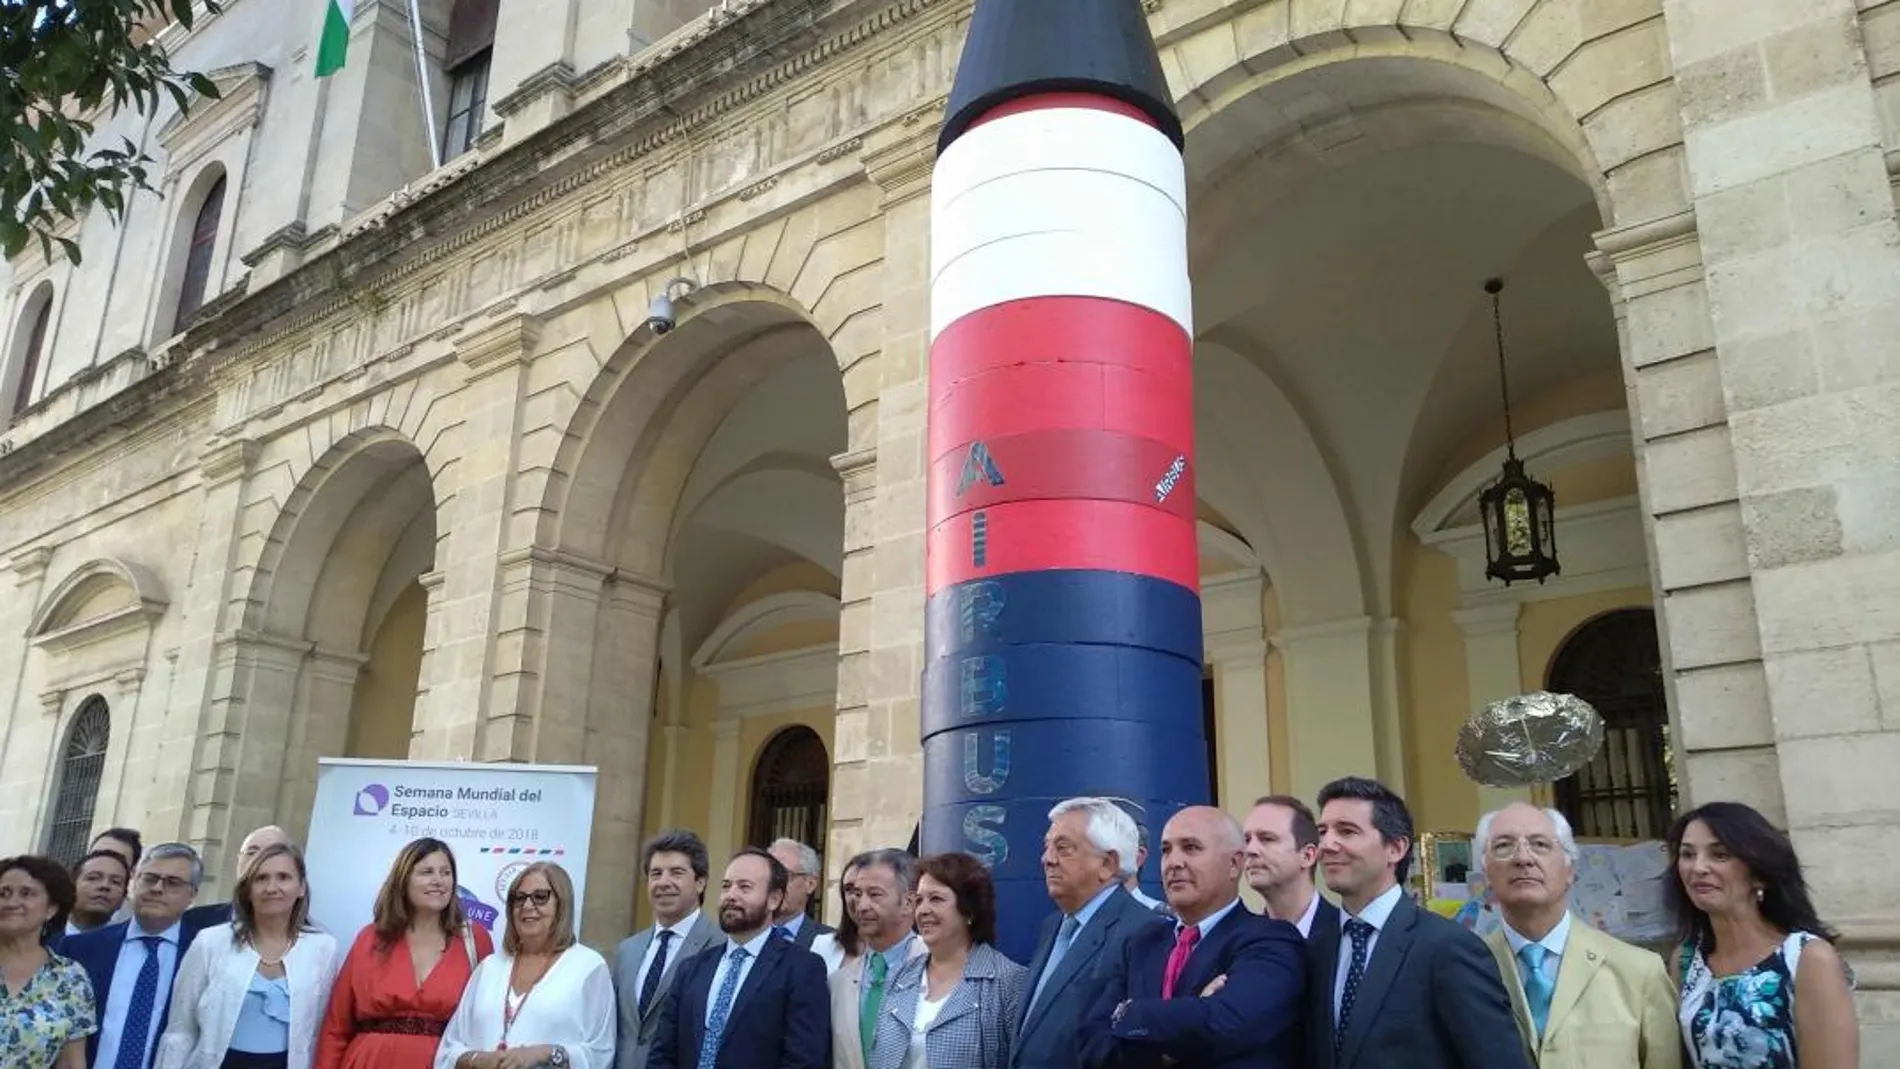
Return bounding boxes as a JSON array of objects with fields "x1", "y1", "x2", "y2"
[
  {"x1": 0, "y1": 855, "x2": 96, "y2": 1069},
  {"x1": 1667, "y1": 802, "x2": 1858, "y2": 1069}
]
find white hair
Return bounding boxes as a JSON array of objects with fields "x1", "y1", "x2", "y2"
[
  {"x1": 769, "y1": 838, "x2": 821, "y2": 878},
  {"x1": 1048, "y1": 797, "x2": 1140, "y2": 879},
  {"x1": 1475, "y1": 804, "x2": 1580, "y2": 867}
]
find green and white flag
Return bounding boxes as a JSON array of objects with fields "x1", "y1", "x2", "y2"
[{"x1": 316, "y1": 0, "x2": 352, "y2": 76}]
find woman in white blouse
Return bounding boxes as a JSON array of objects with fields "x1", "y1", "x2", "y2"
[
  {"x1": 435, "y1": 863, "x2": 614, "y2": 1069},
  {"x1": 157, "y1": 842, "x2": 340, "y2": 1069}
]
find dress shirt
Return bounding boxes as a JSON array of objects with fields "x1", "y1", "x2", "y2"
[
  {"x1": 778, "y1": 912, "x2": 806, "y2": 940},
  {"x1": 1332, "y1": 883, "x2": 1404, "y2": 1019},
  {"x1": 704, "y1": 927, "x2": 775, "y2": 1027},
  {"x1": 96, "y1": 919, "x2": 183, "y2": 1069},
  {"x1": 635, "y1": 909, "x2": 703, "y2": 997},
  {"x1": 1069, "y1": 883, "x2": 1121, "y2": 933},
  {"x1": 1177, "y1": 896, "x2": 1243, "y2": 941},
  {"x1": 1499, "y1": 911, "x2": 1571, "y2": 991},
  {"x1": 1125, "y1": 885, "x2": 1164, "y2": 912},
  {"x1": 1291, "y1": 890, "x2": 1322, "y2": 939},
  {"x1": 860, "y1": 933, "x2": 918, "y2": 1016}
]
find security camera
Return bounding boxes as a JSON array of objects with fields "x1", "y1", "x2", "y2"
[{"x1": 648, "y1": 276, "x2": 698, "y2": 336}]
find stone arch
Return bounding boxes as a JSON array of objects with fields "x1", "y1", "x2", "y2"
[
  {"x1": 29, "y1": 558, "x2": 169, "y2": 641},
  {"x1": 691, "y1": 591, "x2": 842, "y2": 669}
]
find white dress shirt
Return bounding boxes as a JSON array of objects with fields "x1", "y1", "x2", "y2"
[
  {"x1": 436, "y1": 946, "x2": 616, "y2": 1069},
  {"x1": 1332, "y1": 883, "x2": 1404, "y2": 1021},
  {"x1": 1292, "y1": 891, "x2": 1322, "y2": 939},
  {"x1": 634, "y1": 909, "x2": 703, "y2": 997},
  {"x1": 1500, "y1": 910, "x2": 1571, "y2": 991},
  {"x1": 704, "y1": 927, "x2": 775, "y2": 1026},
  {"x1": 96, "y1": 919, "x2": 184, "y2": 1069}
]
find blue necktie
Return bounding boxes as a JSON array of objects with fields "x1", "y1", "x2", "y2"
[
  {"x1": 1518, "y1": 943, "x2": 1554, "y2": 1039},
  {"x1": 772, "y1": 925, "x2": 792, "y2": 942},
  {"x1": 638, "y1": 929, "x2": 675, "y2": 1018},
  {"x1": 1334, "y1": 918, "x2": 1373, "y2": 1060},
  {"x1": 1027, "y1": 915, "x2": 1081, "y2": 1016},
  {"x1": 114, "y1": 936, "x2": 163, "y2": 1069},
  {"x1": 698, "y1": 946, "x2": 750, "y2": 1069}
]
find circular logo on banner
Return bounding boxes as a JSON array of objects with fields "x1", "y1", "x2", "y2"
[
  {"x1": 495, "y1": 861, "x2": 530, "y2": 902},
  {"x1": 352, "y1": 784, "x2": 390, "y2": 816}
]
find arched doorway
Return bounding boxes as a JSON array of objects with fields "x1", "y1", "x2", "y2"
[
  {"x1": 748, "y1": 725, "x2": 830, "y2": 867},
  {"x1": 1547, "y1": 608, "x2": 1675, "y2": 839}
]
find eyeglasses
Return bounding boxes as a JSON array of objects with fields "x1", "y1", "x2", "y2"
[
  {"x1": 137, "y1": 873, "x2": 194, "y2": 892},
  {"x1": 1487, "y1": 836, "x2": 1560, "y2": 861},
  {"x1": 509, "y1": 889, "x2": 556, "y2": 908}
]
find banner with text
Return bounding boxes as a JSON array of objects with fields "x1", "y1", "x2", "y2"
[{"x1": 304, "y1": 758, "x2": 598, "y2": 944}]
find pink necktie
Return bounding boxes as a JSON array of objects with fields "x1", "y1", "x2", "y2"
[{"x1": 1160, "y1": 924, "x2": 1201, "y2": 999}]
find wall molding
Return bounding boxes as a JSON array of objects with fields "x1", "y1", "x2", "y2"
[{"x1": 698, "y1": 643, "x2": 839, "y2": 720}]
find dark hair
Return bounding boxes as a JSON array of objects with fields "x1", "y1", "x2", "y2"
[
  {"x1": 1253, "y1": 795, "x2": 1320, "y2": 851},
  {"x1": 372, "y1": 838, "x2": 469, "y2": 950},
  {"x1": 834, "y1": 856, "x2": 864, "y2": 958},
  {"x1": 94, "y1": 828, "x2": 144, "y2": 865},
  {"x1": 1, "y1": 855, "x2": 78, "y2": 944},
  {"x1": 1666, "y1": 802, "x2": 1837, "y2": 950},
  {"x1": 731, "y1": 848, "x2": 789, "y2": 896},
  {"x1": 916, "y1": 852, "x2": 998, "y2": 947},
  {"x1": 1317, "y1": 776, "x2": 1416, "y2": 883},
  {"x1": 643, "y1": 830, "x2": 710, "y2": 902},
  {"x1": 73, "y1": 848, "x2": 133, "y2": 881},
  {"x1": 232, "y1": 842, "x2": 317, "y2": 947}
]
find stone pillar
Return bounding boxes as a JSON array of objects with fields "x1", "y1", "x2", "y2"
[
  {"x1": 202, "y1": 630, "x2": 310, "y2": 890},
  {"x1": 1204, "y1": 571, "x2": 1272, "y2": 809},
  {"x1": 827, "y1": 446, "x2": 878, "y2": 904},
  {"x1": 578, "y1": 570, "x2": 666, "y2": 943},
  {"x1": 1659, "y1": 0, "x2": 1900, "y2": 1027},
  {"x1": 1453, "y1": 604, "x2": 1530, "y2": 812},
  {"x1": 1276, "y1": 616, "x2": 1386, "y2": 804},
  {"x1": 0, "y1": 548, "x2": 55, "y2": 832},
  {"x1": 704, "y1": 717, "x2": 745, "y2": 869}
]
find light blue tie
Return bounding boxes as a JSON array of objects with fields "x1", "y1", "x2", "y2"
[
  {"x1": 1517, "y1": 943, "x2": 1554, "y2": 1040},
  {"x1": 698, "y1": 946, "x2": 750, "y2": 1069},
  {"x1": 1027, "y1": 915, "x2": 1081, "y2": 1016}
]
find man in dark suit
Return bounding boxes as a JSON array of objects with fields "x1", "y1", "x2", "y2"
[
  {"x1": 1081, "y1": 805, "x2": 1306, "y2": 1069},
  {"x1": 615, "y1": 830, "x2": 722, "y2": 1069},
  {"x1": 1243, "y1": 796, "x2": 1336, "y2": 940},
  {"x1": 649, "y1": 847, "x2": 830, "y2": 1069},
  {"x1": 766, "y1": 838, "x2": 835, "y2": 950},
  {"x1": 61, "y1": 843, "x2": 208, "y2": 1069},
  {"x1": 1014, "y1": 797, "x2": 1167, "y2": 1069},
  {"x1": 1308, "y1": 777, "x2": 1531, "y2": 1069}
]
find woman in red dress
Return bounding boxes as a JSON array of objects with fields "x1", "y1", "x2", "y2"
[{"x1": 316, "y1": 838, "x2": 494, "y2": 1069}]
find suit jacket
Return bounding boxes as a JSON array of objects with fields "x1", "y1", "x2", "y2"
[
  {"x1": 1484, "y1": 919, "x2": 1682, "y2": 1069},
  {"x1": 869, "y1": 942, "x2": 1027, "y2": 1069},
  {"x1": 61, "y1": 916, "x2": 211, "y2": 1066},
  {"x1": 648, "y1": 931, "x2": 830, "y2": 1069},
  {"x1": 180, "y1": 901, "x2": 234, "y2": 929},
  {"x1": 615, "y1": 911, "x2": 721, "y2": 1069},
  {"x1": 829, "y1": 937, "x2": 928, "y2": 1069},
  {"x1": 1080, "y1": 903, "x2": 1306, "y2": 1069},
  {"x1": 1012, "y1": 888, "x2": 1168, "y2": 1069},
  {"x1": 790, "y1": 916, "x2": 836, "y2": 952},
  {"x1": 1307, "y1": 892, "x2": 1532, "y2": 1069}
]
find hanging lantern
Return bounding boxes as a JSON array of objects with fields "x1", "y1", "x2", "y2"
[{"x1": 1478, "y1": 278, "x2": 1560, "y2": 585}]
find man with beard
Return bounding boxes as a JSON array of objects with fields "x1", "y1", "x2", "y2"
[
  {"x1": 614, "y1": 829, "x2": 721, "y2": 1069},
  {"x1": 650, "y1": 848, "x2": 829, "y2": 1069},
  {"x1": 828, "y1": 848, "x2": 923, "y2": 1069},
  {"x1": 66, "y1": 849, "x2": 132, "y2": 935}
]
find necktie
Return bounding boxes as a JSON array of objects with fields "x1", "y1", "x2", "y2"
[
  {"x1": 1334, "y1": 918, "x2": 1374, "y2": 1059},
  {"x1": 1027, "y1": 915, "x2": 1081, "y2": 1016},
  {"x1": 773, "y1": 925, "x2": 793, "y2": 942},
  {"x1": 1160, "y1": 923, "x2": 1201, "y2": 999},
  {"x1": 860, "y1": 950, "x2": 889, "y2": 1061},
  {"x1": 114, "y1": 936, "x2": 163, "y2": 1069},
  {"x1": 697, "y1": 946, "x2": 749, "y2": 1069},
  {"x1": 1517, "y1": 943, "x2": 1554, "y2": 1040},
  {"x1": 638, "y1": 929, "x2": 675, "y2": 1018}
]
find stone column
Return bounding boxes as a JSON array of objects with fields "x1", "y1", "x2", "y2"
[
  {"x1": 826, "y1": 445, "x2": 878, "y2": 903},
  {"x1": 1275, "y1": 616, "x2": 1387, "y2": 803},
  {"x1": 273, "y1": 647, "x2": 366, "y2": 844},
  {"x1": 1660, "y1": 0, "x2": 1900, "y2": 1027},
  {"x1": 1204, "y1": 571, "x2": 1272, "y2": 809},
  {"x1": 578, "y1": 570, "x2": 666, "y2": 943},
  {"x1": 704, "y1": 717, "x2": 745, "y2": 869},
  {"x1": 1453, "y1": 603, "x2": 1529, "y2": 812},
  {"x1": 0, "y1": 548, "x2": 55, "y2": 832}
]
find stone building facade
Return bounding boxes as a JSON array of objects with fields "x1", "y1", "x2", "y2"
[{"x1": 1, "y1": 0, "x2": 1896, "y2": 1049}]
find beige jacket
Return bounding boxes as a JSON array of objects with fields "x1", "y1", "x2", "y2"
[
  {"x1": 828, "y1": 937, "x2": 928, "y2": 1069},
  {"x1": 1485, "y1": 917, "x2": 1682, "y2": 1069}
]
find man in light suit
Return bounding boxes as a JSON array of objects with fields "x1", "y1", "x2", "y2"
[
  {"x1": 1014, "y1": 798, "x2": 1167, "y2": 1069},
  {"x1": 614, "y1": 829, "x2": 721, "y2": 1069},
  {"x1": 829, "y1": 848, "x2": 923, "y2": 1069},
  {"x1": 1477, "y1": 803, "x2": 1680, "y2": 1069},
  {"x1": 1242, "y1": 796, "x2": 1336, "y2": 939},
  {"x1": 61, "y1": 843, "x2": 207, "y2": 1069},
  {"x1": 1307, "y1": 777, "x2": 1530, "y2": 1069}
]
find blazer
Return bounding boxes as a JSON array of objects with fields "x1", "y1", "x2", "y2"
[
  {"x1": 61, "y1": 916, "x2": 212, "y2": 1066},
  {"x1": 869, "y1": 942, "x2": 1027, "y2": 1069},
  {"x1": 1012, "y1": 888, "x2": 1168, "y2": 1069},
  {"x1": 829, "y1": 938, "x2": 929, "y2": 1069},
  {"x1": 614, "y1": 911, "x2": 721, "y2": 1069},
  {"x1": 1307, "y1": 892, "x2": 1531, "y2": 1069},
  {"x1": 648, "y1": 932, "x2": 830, "y2": 1069},
  {"x1": 1484, "y1": 919, "x2": 1682, "y2": 1069},
  {"x1": 1080, "y1": 904, "x2": 1306, "y2": 1069},
  {"x1": 155, "y1": 923, "x2": 340, "y2": 1069},
  {"x1": 790, "y1": 917, "x2": 836, "y2": 952}
]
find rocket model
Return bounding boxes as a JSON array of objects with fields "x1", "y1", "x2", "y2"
[{"x1": 922, "y1": 0, "x2": 1207, "y2": 958}]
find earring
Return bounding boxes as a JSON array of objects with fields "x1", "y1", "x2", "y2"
[{"x1": 1754, "y1": 887, "x2": 1764, "y2": 903}]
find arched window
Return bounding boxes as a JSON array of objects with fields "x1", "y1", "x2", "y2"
[
  {"x1": 1547, "y1": 608, "x2": 1677, "y2": 840},
  {"x1": 9, "y1": 291, "x2": 52, "y2": 419},
  {"x1": 173, "y1": 176, "x2": 226, "y2": 334},
  {"x1": 748, "y1": 725, "x2": 829, "y2": 914},
  {"x1": 44, "y1": 696, "x2": 111, "y2": 866}
]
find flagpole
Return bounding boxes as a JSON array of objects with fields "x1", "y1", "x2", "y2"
[{"x1": 407, "y1": 0, "x2": 443, "y2": 171}]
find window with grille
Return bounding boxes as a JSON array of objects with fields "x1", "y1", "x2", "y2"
[
  {"x1": 44, "y1": 697, "x2": 111, "y2": 867},
  {"x1": 10, "y1": 294, "x2": 51, "y2": 418},
  {"x1": 748, "y1": 725, "x2": 829, "y2": 917},
  {"x1": 1548, "y1": 608, "x2": 1677, "y2": 840},
  {"x1": 173, "y1": 176, "x2": 226, "y2": 334}
]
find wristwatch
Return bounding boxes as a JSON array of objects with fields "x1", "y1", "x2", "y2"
[{"x1": 547, "y1": 1046, "x2": 569, "y2": 1068}]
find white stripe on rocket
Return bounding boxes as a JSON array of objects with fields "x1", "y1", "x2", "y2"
[{"x1": 930, "y1": 106, "x2": 1192, "y2": 342}]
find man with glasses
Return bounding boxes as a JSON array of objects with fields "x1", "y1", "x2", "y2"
[
  {"x1": 766, "y1": 838, "x2": 835, "y2": 949},
  {"x1": 1476, "y1": 803, "x2": 1679, "y2": 1069},
  {"x1": 61, "y1": 842, "x2": 210, "y2": 1069}
]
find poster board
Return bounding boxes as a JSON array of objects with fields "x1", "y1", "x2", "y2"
[{"x1": 304, "y1": 758, "x2": 598, "y2": 944}]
